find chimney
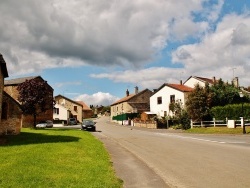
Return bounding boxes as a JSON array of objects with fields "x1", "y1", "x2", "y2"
[
  {"x1": 135, "y1": 86, "x2": 139, "y2": 94},
  {"x1": 126, "y1": 89, "x2": 129, "y2": 97},
  {"x1": 180, "y1": 80, "x2": 182, "y2": 85},
  {"x1": 212, "y1": 76, "x2": 216, "y2": 83},
  {"x1": 232, "y1": 77, "x2": 239, "y2": 88}
]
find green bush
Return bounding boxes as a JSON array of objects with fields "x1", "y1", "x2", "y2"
[{"x1": 211, "y1": 103, "x2": 250, "y2": 119}]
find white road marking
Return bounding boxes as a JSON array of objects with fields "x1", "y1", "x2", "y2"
[{"x1": 154, "y1": 133, "x2": 246, "y2": 144}]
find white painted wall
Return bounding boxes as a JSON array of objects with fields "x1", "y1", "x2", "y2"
[
  {"x1": 53, "y1": 103, "x2": 69, "y2": 121},
  {"x1": 184, "y1": 77, "x2": 206, "y2": 88},
  {"x1": 150, "y1": 86, "x2": 185, "y2": 117}
]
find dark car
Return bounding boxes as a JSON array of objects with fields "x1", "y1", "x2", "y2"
[
  {"x1": 68, "y1": 118, "x2": 77, "y2": 125},
  {"x1": 81, "y1": 120, "x2": 96, "y2": 131}
]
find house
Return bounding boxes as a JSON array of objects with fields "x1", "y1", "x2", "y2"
[
  {"x1": 76, "y1": 101, "x2": 93, "y2": 119},
  {"x1": 53, "y1": 103, "x2": 70, "y2": 124},
  {"x1": 4, "y1": 76, "x2": 54, "y2": 127},
  {"x1": 0, "y1": 53, "x2": 23, "y2": 135},
  {"x1": 54, "y1": 95, "x2": 83, "y2": 123},
  {"x1": 183, "y1": 76, "x2": 216, "y2": 88},
  {"x1": 111, "y1": 86, "x2": 153, "y2": 123},
  {"x1": 150, "y1": 83, "x2": 193, "y2": 117}
]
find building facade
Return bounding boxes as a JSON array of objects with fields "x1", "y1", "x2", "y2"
[{"x1": 4, "y1": 76, "x2": 54, "y2": 127}]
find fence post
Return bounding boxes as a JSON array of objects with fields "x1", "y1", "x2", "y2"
[
  {"x1": 201, "y1": 120, "x2": 203, "y2": 127},
  {"x1": 213, "y1": 118, "x2": 215, "y2": 127},
  {"x1": 191, "y1": 119, "x2": 193, "y2": 129}
]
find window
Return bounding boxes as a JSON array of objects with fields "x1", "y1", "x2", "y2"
[
  {"x1": 53, "y1": 108, "x2": 59, "y2": 114},
  {"x1": 157, "y1": 97, "x2": 162, "y2": 104},
  {"x1": 170, "y1": 95, "x2": 175, "y2": 103},
  {"x1": 74, "y1": 106, "x2": 77, "y2": 112},
  {"x1": 1, "y1": 102, "x2": 8, "y2": 119}
]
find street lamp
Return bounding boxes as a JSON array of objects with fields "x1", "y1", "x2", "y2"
[{"x1": 239, "y1": 91, "x2": 246, "y2": 134}]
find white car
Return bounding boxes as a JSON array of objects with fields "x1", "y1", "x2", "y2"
[{"x1": 36, "y1": 120, "x2": 53, "y2": 128}]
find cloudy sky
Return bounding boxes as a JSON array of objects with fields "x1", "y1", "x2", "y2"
[{"x1": 1, "y1": 0, "x2": 250, "y2": 106}]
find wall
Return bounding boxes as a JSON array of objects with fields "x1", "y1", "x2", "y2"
[
  {"x1": 150, "y1": 86, "x2": 186, "y2": 117},
  {"x1": 0, "y1": 93, "x2": 22, "y2": 135},
  {"x1": 55, "y1": 96, "x2": 83, "y2": 122},
  {"x1": 0, "y1": 66, "x2": 3, "y2": 125},
  {"x1": 4, "y1": 77, "x2": 53, "y2": 127},
  {"x1": 184, "y1": 77, "x2": 207, "y2": 88},
  {"x1": 53, "y1": 103, "x2": 69, "y2": 121}
]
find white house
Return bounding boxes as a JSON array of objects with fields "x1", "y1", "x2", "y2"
[
  {"x1": 150, "y1": 83, "x2": 193, "y2": 117},
  {"x1": 183, "y1": 76, "x2": 216, "y2": 88},
  {"x1": 53, "y1": 103, "x2": 70, "y2": 122}
]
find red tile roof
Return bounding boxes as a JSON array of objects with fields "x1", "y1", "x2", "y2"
[
  {"x1": 76, "y1": 101, "x2": 92, "y2": 111},
  {"x1": 167, "y1": 83, "x2": 193, "y2": 92}
]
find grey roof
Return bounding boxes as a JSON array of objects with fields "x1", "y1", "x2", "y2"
[
  {"x1": 0, "y1": 53, "x2": 9, "y2": 78},
  {"x1": 4, "y1": 76, "x2": 39, "y2": 85}
]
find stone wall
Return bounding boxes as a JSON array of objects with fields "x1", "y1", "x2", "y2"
[
  {"x1": 133, "y1": 120, "x2": 157, "y2": 129},
  {"x1": 0, "y1": 93, "x2": 22, "y2": 135},
  {"x1": 4, "y1": 77, "x2": 54, "y2": 127}
]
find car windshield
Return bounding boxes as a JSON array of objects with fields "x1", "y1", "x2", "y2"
[{"x1": 83, "y1": 120, "x2": 95, "y2": 125}]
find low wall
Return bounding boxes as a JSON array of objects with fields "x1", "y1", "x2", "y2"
[{"x1": 133, "y1": 120, "x2": 157, "y2": 129}]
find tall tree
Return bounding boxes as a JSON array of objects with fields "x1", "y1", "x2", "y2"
[
  {"x1": 17, "y1": 79, "x2": 53, "y2": 128},
  {"x1": 185, "y1": 84, "x2": 211, "y2": 121}
]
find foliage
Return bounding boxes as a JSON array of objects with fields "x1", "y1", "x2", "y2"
[
  {"x1": 0, "y1": 128, "x2": 122, "y2": 188},
  {"x1": 185, "y1": 84, "x2": 211, "y2": 121},
  {"x1": 17, "y1": 78, "x2": 53, "y2": 127},
  {"x1": 185, "y1": 79, "x2": 250, "y2": 121},
  {"x1": 210, "y1": 79, "x2": 242, "y2": 106},
  {"x1": 210, "y1": 103, "x2": 250, "y2": 119}
]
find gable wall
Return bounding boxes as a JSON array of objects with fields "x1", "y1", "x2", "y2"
[
  {"x1": 0, "y1": 93, "x2": 22, "y2": 135},
  {"x1": 55, "y1": 96, "x2": 83, "y2": 122},
  {"x1": 184, "y1": 77, "x2": 206, "y2": 88},
  {"x1": 150, "y1": 86, "x2": 186, "y2": 117},
  {"x1": 53, "y1": 103, "x2": 69, "y2": 121}
]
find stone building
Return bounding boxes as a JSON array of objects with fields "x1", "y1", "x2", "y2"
[
  {"x1": 4, "y1": 76, "x2": 53, "y2": 127},
  {"x1": 0, "y1": 53, "x2": 22, "y2": 135},
  {"x1": 110, "y1": 86, "x2": 153, "y2": 123}
]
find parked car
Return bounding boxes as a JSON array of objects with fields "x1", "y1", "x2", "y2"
[
  {"x1": 81, "y1": 120, "x2": 96, "y2": 131},
  {"x1": 68, "y1": 118, "x2": 77, "y2": 125},
  {"x1": 36, "y1": 120, "x2": 53, "y2": 128}
]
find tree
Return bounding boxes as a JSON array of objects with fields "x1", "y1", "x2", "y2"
[
  {"x1": 17, "y1": 79, "x2": 53, "y2": 128},
  {"x1": 186, "y1": 84, "x2": 211, "y2": 121},
  {"x1": 210, "y1": 79, "x2": 241, "y2": 106}
]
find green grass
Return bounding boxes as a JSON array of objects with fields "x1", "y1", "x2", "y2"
[
  {"x1": 0, "y1": 128, "x2": 123, "y2": 188},
  {"x1": 185, "y1": 126, "x2": 250, "y2": 134}
]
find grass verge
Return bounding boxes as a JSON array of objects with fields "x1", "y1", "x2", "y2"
[
  {"x1": 0, "y1": 128, "x2": 123, "y2": 188},
  {"x1": 185, "y1": 126, "x2": 250, "y2": 134}
]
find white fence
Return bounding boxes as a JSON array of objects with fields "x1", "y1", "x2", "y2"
[{"x1": 191, "y1": 118, "x2": 250, "y2": 128}]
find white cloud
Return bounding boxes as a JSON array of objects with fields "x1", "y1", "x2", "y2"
[
  {"x1": 91, "y1": 67, "x2": 186, "y2": 90},
  {"x1": 171, "y1": 13, "x2": 250, "y2": 86},
  {"x1": 0, "y1": 0, "x2": 207, "y2": 75},
  {"x1": 75, "y1": 92, "x2": 119, "y2": 106}
]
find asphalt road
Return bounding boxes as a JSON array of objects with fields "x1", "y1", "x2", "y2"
[{"x1": 93, "y1": 116, "x2": 250, "y2": 188}]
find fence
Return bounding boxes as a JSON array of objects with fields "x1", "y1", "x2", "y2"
[{"x1": 191, "y1": 117, "x2": 250, "y2": 128}]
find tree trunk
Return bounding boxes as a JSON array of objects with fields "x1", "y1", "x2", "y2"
[{"x1": 33, "y1": 113, "x2": 37, "y2": 128}]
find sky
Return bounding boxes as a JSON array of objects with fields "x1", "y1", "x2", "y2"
[{"x1": 1, "y1": 0, "x2": 250, "y2": 106}]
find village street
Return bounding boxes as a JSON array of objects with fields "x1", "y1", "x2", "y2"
[{"x1": 93, "y1": 116, "x2": 250, "y2": 188}]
